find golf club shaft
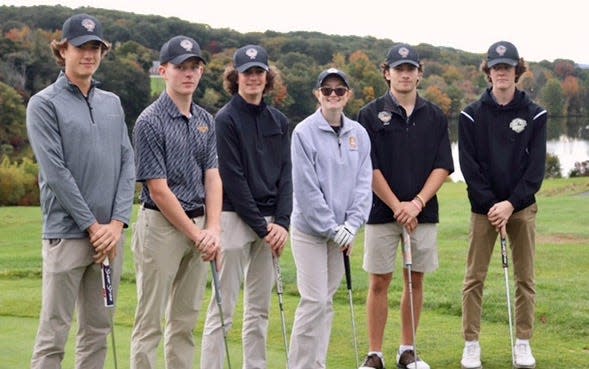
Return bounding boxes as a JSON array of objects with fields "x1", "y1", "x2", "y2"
[
  {"x1": 210, "y1": 260, "x2": 232, "y2": 369},
  {"x1": 273, "y1": 256, "x2": 290, "y2": 368},
  {"x1": 343, "y1": 253, "x2": 359, "y2": 367},
  {"x1": 501, "y1": 236, "x2": 516, "y2": 364},
  {"x1": 402, "y1": 227, "x2": 418, "y2": 356}
]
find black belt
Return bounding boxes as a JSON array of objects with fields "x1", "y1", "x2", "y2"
[{"x1": 143, "y1": 203, "x2": 204, "y2": 218}]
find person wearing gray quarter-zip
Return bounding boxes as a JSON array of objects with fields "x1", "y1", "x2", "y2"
[{"x1": 26, "y1": 13, "x2": 135, "y2": 369}]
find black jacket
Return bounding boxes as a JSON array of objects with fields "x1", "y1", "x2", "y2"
[
  {"x1": 458, "y1": 88, "x2": 547, "y2": 214},
  {"x1": 216, "y1": 94, "x2": 292, "y2": 238}
]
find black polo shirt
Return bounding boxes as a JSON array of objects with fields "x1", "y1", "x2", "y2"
[
  {"x1": 133, "y1": 91, "x2": 217, "y2": 212},
  {"x1": 357, "y1": 92, "x2": 454, "y2": 224}
]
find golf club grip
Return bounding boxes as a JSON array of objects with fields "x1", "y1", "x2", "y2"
[
  {"x1": 500, "y1": 237, "x2": 509, "y2": 268},
  {"x1": 273, "y1": 256, "x2": 284, "y2": 295},
  {"x1": 402, "y1": 227, "x2": 412, "y2": 266},
  {"x1": 210, "y1": 260, "x2": 222, "y2": 304},
  {"x1": 343, "y1": 253, "x2": 352, "y2": 290},
  {"x1": 101, "y1": 256, "x2": 114, "y2": 307}
]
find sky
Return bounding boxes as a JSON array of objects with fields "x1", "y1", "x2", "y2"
[{"x1": 3, "y1": 0, "x2": 588, "y2": 65}]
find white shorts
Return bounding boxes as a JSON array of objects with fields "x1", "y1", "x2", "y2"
[{"x1": 362, "y1": 222, "x2": 439, "y2": 274}]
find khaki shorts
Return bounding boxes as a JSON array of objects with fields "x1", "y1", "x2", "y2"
[{"x1": 363, "y1": 222, "x2": 439, "y2": 274}]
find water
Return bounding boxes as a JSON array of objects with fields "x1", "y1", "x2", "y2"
[{"x1": 449, "y1": 117, "x2": 589, "y2": 182}]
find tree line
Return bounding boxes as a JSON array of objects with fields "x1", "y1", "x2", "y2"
[{"x1": 1, "y1": 5, "x2": 588, "y2": 203}]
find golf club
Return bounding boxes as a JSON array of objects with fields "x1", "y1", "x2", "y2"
[
  {"x1": 101, "y1": 256, "x2": 118, "y2": 369},
  {"x1": 210, "y1": 260, "x2": 232, "y2": 369},
  {"x1": 272, "y1": 255, "x2": 290, "y2": 368},
  {"x1": 343, "y1": 253, "x2": 360, "y2": 368},
  {"x1": 500, "y1": 231, "x2": 516, "y2": 366},
  {"x1": 401, "y1": 227, "x2": 419, "y2": 365}
]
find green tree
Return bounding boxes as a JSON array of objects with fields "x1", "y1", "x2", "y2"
[
  {"x1": 541, "y1": 79, "x2": 565, "y2": 116},
  {"x1": 0, "y1": 82, "x2": 27, "y2": 159}
]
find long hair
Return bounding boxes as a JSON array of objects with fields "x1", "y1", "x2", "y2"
[
  {"x1": 50, "y1": 39, "x2": 111, "y2": 66},
  {"x1": 223, "y1": 65, "x2": 277, "y2": 95},
  {"x1": 481, "y1": 58, "x2": 527, "y2": 83}
]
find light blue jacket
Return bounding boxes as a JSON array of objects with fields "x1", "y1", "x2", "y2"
[
  {"x1": 291, "y1": 109, "x2": 372, "y2": 239},
  {"x1": 26, "y1": 72, "x2": 135, "y2": 239}
]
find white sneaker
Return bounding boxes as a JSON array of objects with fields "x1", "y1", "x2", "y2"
[
  {"x1": 460, "y1": 341, "x2": 482, "y2": 369},
  {"x1": 513, "y1": 339, "x2": 536, "y2": 368},
  {"x1": 396, "y1": 349, "x2": 430, "y2": 369}
]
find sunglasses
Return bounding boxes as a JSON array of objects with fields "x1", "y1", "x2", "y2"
[{"x1": 319, "y1": 87, "x2": 348, "y2": 97}]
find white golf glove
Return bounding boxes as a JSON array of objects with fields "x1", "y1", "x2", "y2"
[{"x1": 333, "y1": 223, "x2": 356, "y2": 249}]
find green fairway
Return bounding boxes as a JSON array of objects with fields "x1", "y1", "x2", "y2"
[{"x1": 1, "y1": 178, "x2": 588, "y2": 368}]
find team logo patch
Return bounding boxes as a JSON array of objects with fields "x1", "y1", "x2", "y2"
[
  {"x1": 180, "y1": 39, "x2": 193, "y2": 52},
  {"x1": 349, "y1": 136, "x2": 358, "y2": 150},
  {"x1": 378, "y1": 111, "x2": 392, "y2": 125},
  {"x1": 398, "y1": 47, "x2": 410, "y2": 58},
  {"x1": 509, "y1": 118, "x2": 527, "y2": 133},
  {"x1": 197, "y1": 124, "x2": 209, "y2": 133},
  {"x1": 245, "y1": 48, "x2": 258, "y2": 60},
  {"x1": 496, "y1": 44, "x2": 507, "y2": 56},
  {"x1": 81, "y1": 18, "x2": 96, "y2": 32}
]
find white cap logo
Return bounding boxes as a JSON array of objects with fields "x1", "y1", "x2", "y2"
[
  {"x1": 245, "y1": 48, "x2": 258, "y2": 60},
  {"x1": 81, "y1": 18, "x2": 96, "y2": 32},
  {"x1": 180, "y1": 39, "x2": 193, "y2": 51},
  {"x1": 398, "y1": 47, "x2": 410, "y2": 58},
  {"x1": 326, "y1": 67, "x2": 339, "y2": 73},
  {"x1": 496, "y1": 45, "x2": 507, "y2": 56}
]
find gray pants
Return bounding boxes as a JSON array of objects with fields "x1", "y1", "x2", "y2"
[
  {"x1": 288, "y1": 227, "x2": 345, "y2": 369},
  {"x1": 31, "y1": 237, "x2": 123, "y2": 369},
  {"x1": 201, "y1": 212, "x2": 275, "y2": 369}
]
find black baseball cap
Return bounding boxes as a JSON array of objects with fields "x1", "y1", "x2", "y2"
[
  {"x1": 159, "y1": 35, "x2": 206, "y2": 65},
  {"x1": 386, "y1": 43, "x2": 420, "y2": 68},
  {"x1": 487, "y1": 41, "x2": 519, "y2": 67},
  {"x1": 62, "y1": 13, "x2": 107, "y2": 47},
  {"x1": 315, "y1": 68, "x2": 351, "y2": 89},
  {"x1": 233, "y1": 45, "x2": 269, "y2": 73}
]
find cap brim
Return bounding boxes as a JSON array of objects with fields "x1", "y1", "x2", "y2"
[
  {"x1": 488, "y1": 58, "x2": 518, "y2": 67},
  {"x1": 168, "y1": 54, "x2": 206, "y2": 65},
  {"x1": 69, "y1": 35, "x2": 107, "y2": 47},
  {"x1": 316, "y1": 73, "x2": 350, "y2": 89},
  {"x1": 236, "y1": 62, "x2": 269, "y2": 73},
  {"x1": 389, "y1": 60, "x2": 420, "y2": 68}
]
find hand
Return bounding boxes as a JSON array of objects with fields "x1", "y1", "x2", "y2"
[
  {"x1": 333, "y1": 223, "x2": 355, "y2": 249},
  {"x1": 487, "y1": 200, "x2": 514, "y2": 232},
  {"x1": 89, "y1": 221, "x2": 123, "y2": 264},
  {"x1": 265, "y1": 223, "x2": 289, "y2": 257},
  {"x1": 393, "y1": 201, "x2": 420, "y2": 226},
  {"x1": 195, "y1": 228, "x2": 221, "y2": 262}
]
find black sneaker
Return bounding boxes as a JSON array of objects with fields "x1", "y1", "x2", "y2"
[
  {"x1": 396, "y1": 349, "x2": 430, "y2": 369},
  {"x1": 359, "y1": 352, "x2": 385, "y2": 369}
]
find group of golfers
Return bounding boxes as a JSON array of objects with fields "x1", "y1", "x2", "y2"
[{"x1": 26, "y1": 12, "x2": 546, "y2": 369}]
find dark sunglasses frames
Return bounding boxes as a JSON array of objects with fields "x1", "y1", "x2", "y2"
[{"x1": 319, "y1": 87, "x2": 348, "y2": 96}]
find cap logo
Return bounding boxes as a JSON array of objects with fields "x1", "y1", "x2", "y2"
[
  {"x1": 245, "y1": 48, "x2": 258, "y2": 60},
  {"x1": 495, "y1": 45, "x2": 507, "y2": 56},
  {"x1": 398, "y1": 47, "x2": 410, "y2": 58},
  {"x1": 180, "y1": 39, "x2": 193, "y2": 52},
  {"x1": 81, "y1": 18, "x2": 96, "y2": 32},
  {"x1": 326, "y1": 67, "x2": 339, "y2": 73}
]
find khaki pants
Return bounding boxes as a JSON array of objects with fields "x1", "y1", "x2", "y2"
[
  {"x1": 287, "y1": 228, "x2": 345, "y2": 369},
  {"x1": 462, "y1": 204, "x2": 537, "y2": 341},
  {"x1": 201, "y1": 212, "x2": 275, "y2": 369},
  {"x1": 130, "y1": 208, "x2": 209, "y2": 369},
  {"x1": 31, "y1": 237, "x2": 123, "y2": 369}
]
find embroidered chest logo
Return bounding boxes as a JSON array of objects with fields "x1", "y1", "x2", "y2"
[
  {"x1": 378, "y1": 111, "x2": 392, "y2": 125},
  {"x1": 509, "y1": 118, "x2": 527, "y2": 133},
  {"x1": 196, "y1": 124, "x2": 209, "y2": 133},
  {"x1": 348, "y1": 136, "x2": 358, "y2": 150}
]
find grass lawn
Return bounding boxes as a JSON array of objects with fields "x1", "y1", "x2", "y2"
[{"x1": 1, "y1": 178, "x2": 588, "y2": 368}]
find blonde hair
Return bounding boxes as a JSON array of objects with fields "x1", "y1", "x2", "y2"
[{"x1": 50, "y1": 39, "x2": 111, "y2": 66}]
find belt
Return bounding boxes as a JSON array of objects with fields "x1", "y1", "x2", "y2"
[{"x1": 143, "y1": 203, "x2": 204, "y2": 218}]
